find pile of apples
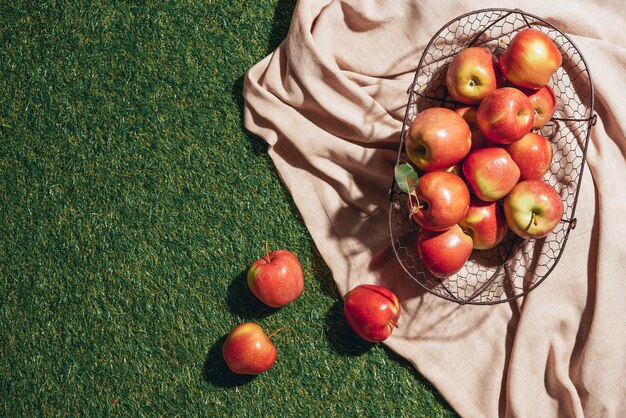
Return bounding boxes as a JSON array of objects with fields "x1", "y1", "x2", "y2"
[
  {"x1": 401, "y1": 28, "x2": 565, "y2": 279},
  {"x1": 222, "y1": 29, "x2": 569, "y2": 376},
  {"x1": 221, "y1": 243, "x2": 304, "y2": 375},
  {"x1": 221, "y1": 243, "x2": 402, "y2": 375}
]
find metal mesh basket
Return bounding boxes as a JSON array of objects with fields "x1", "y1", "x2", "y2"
[{"x1": 389, "y1": 8, "x2": 595, "y2": 305}]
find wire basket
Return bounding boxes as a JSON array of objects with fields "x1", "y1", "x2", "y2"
[{"x1": 389, "y1": 8, "x2": 595, "y2": 305}]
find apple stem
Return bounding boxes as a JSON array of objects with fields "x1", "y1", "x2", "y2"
[
  {"x1": 526, "y1": 212, "x2": 539, "y2": 230},
  {"x1": 264, "y1": 240, "x2": 271, "y2": 263},
  {"x1": 267, "y1": 327, "x2": 284, "y2": 339},
  {"x1": 408, "y1": 194, "x2": 423, "y2": 218},
  {"x1": 390, "y1": 321, "x2": 399, "y2": 329},
  {"x1": 408, "y1": 204, "x2": 423, "y2": 221}
]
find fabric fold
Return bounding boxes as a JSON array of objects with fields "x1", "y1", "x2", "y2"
[{"x1": 244, "y1": 1, "x2": 626, "y2": 416}]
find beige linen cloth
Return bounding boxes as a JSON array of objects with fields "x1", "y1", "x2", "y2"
[{"x1": 243, "y1": 1, "x2": 626, "y2": 416}]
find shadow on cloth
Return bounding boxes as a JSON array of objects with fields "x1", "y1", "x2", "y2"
[
  {"x1": 239, "y1": 0, "x2": 490, "y2": 390},
  {"x1": 230, "y1": 0, "x2": 297, "y2": 156}
]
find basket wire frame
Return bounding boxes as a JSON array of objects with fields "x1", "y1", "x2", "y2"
[{"x1": 389, "y1": 9, "x2": 595, "y2": 305}]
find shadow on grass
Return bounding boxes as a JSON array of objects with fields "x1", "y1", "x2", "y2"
[
  {"x1": 226, "y1": 269, "x2": 279, "y2": 319},
  {"x1": 382, "y1": 347, "x2": 459, "y2": 416},
  {"x1": 230, "y1": 0, "x2": 297, "y2": 156},
  {"x1": 311, "y1": 245, "x2": 341, "y2": 300},
  {"x1": 230, "y1": 75, "x2": 269, "y2": 157},
  {"x1": 324, "y1": 299, "x2": 373, "y2": 357},
  {"x1": 203, "y1": 335, "x2": 257, "y2": 388},
  {"x1": 266, "y1": 0, "x2": 297, "y2": 55}
]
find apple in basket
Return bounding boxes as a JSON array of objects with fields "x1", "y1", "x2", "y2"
[
  {"x1": 343, "y1": 284, "x2": 401, "y2": 343},
  {"x1": 476, "y1": 87, "x2": 535, "y2": 144},
  {"x1": 462, "y1": 147, "x2": 520, "y2": 202},
  {"x1": 247, "y1": 242, "x2": 304, "y2": 308},
  {"x1": 459, "y1": 196, "x2": 509, "y2": 250},
  {"x1": 222, "y1": 322, "x2": 281, "y2": 375},
  {"x1": 405, "y1": 107, "x2": 471, "y2": 171},
  {"x1": 445, "y1": 47, "x2": 500, "y2": 104},
  {"x1": 417, "y1": 225, "x2": 473, "y2": 278},
  {"x1": 407, "y1": 170, "x2": 470, "y2": 231},
  {"x1": 455, "y1": 106, "x2": 496, "y2": 151},
  {"x1": 503, "y1": 179, "x2": 564, "y2": 239},
  {"x1": 505, "y1": 132, "x2": 553, "y2": 180},
  {"x1": 499, "y1": 28, "x2": 562, "y2": 90},
  {"x1": 523, "y1": 85, "x2": 558, "y2": 129}
]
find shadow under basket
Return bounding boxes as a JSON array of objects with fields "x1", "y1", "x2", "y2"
[{"x1": 388, "y1": 8, "x2": 596, "y2": 305}]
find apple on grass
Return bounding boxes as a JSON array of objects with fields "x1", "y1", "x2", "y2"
[
  {"x1": 523, "y1": 85, "x2": 557, "y2": 129},
  {"x1": 503, "y1": 179, "x2": 564, "y2": 239},
  {"x1": 408, "y1": 170, "x2": 470, "y2": 231},
  {"x1": 445, "y1": 47, "x2": 500, "y2": 104},
  {"x1": 499, "y1": 28, "x2": 562, "y2": 90},
  {"x1": 405, "y1": 107, "x2": 471, "y2": 171},
  {"x1": 459, "y1": 196, "x2": 508, "y2": 250},
  {"x1": 247, "y1": 242, "x2": 304, "y2": 308},
  {"x1": 505, "y1": 132, "x2": 553, "y2": 180},
  {"x1": 222, "y1": 322, "x2": 282, "y2": 375},
  {"x1": 417, "y1": 224, "x2": 473, "y2": 278},
  {"x1": 343, "y1": 284, "x2": 401, "y2": 343},
  {"x1": 462, "y1": 147, "x2": 520, "y2": 202},
  {"x1": 476, "y1": 87, "x2": 535, "y2": 144}
]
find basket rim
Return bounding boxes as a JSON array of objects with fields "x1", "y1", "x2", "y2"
[{"x1": 388, "y1": 8, "x2": 596, "y2": 305}]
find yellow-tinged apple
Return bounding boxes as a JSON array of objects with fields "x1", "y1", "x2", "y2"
[
  {"x1": 462, "y1": 147, "x2": 520, "y2": 202},
  {"x1": 476, "y1": 87, "x2": 534, "y2": 144},
  {"x1": 499, "y1": 28, "x2": 562, "y2": 90},
  {"x1": 503, "y1": 179, "x2": 564, "y2": 239},
  {"x1": 455, "y1": 106, "x2": 497, "y2": 151},
  {"x1": 523, "y1": 85, "x2": 558, "y2": 129},
  {"x1": 222, "y1": 322, "x2": 279, "y2": 375},
  {"x1": 505, "y1": 132, "x2": 553, "y2": 180},
  {"x1": 445, "y1": 47, "x2": 500, "y2": 104},
  {"x1": 459, "y1": 196, "x2": 508, "y2": 250},
  {"x1": 405, "y1": 107, "x2": 471, "y2": 171}
]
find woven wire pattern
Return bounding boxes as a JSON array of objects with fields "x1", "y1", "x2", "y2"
[{"x1": 389, "y1": 9, "x2": 595, "y2": 305}]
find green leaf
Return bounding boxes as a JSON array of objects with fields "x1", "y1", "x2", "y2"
[{"x1": 394, "y1": 162, "x2": 419, "y2": 194}]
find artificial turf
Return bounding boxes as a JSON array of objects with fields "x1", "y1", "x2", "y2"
[{"x1": 0, "y1": 1, "x2": 457, "y2": 416}]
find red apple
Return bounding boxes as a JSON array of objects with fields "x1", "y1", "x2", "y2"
[
  {"x1": 408, "y1": 170, "x2": 470, "y2": 231},
  {"x1": 405, "y1": 107, "x2": 471, "y2": 171},
  {"x1": 455, "y1": 106, "x2": 497, "y2": 151},
  {"x1": 476, "y1": 87, "x2": 534, "y2": 144},
  {"x1": 222, "y1": 322, "x2": 279, "y2": 375},
  {"x1": 445, "y1": 47, "x2": 500, "y2": 104},
  {"x1": 503, "y1": 180, "x2": 564, "y2": 239},
  {"x1": 459, "y1": 196, "x2": 508, "y2": 250},
  {"x1": 462, "y1": 147, "x2": 520, "y2": 202},
  {"x1": 523, "y1": 85, "x2": 557, "y2": 129},
  {"x1": 417, "y1": 224, "x2": 473, "y2": 278},
  {"x1": 247, "y1": 242, "x2": 304, "y2": 308},
  {"x1": 505, "y1": 132, "x2": 553, "y2": 180},
  {"x1": 499, "y1": 28, "x2": 562, "y2": 89},
  {"x1": 343, "y1": 284, "x2": 401, "y2": 343}
]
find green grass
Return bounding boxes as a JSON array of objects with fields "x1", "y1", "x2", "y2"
[{"x1": 0, "y1": 1, "x2": 456, "y2": 416}]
